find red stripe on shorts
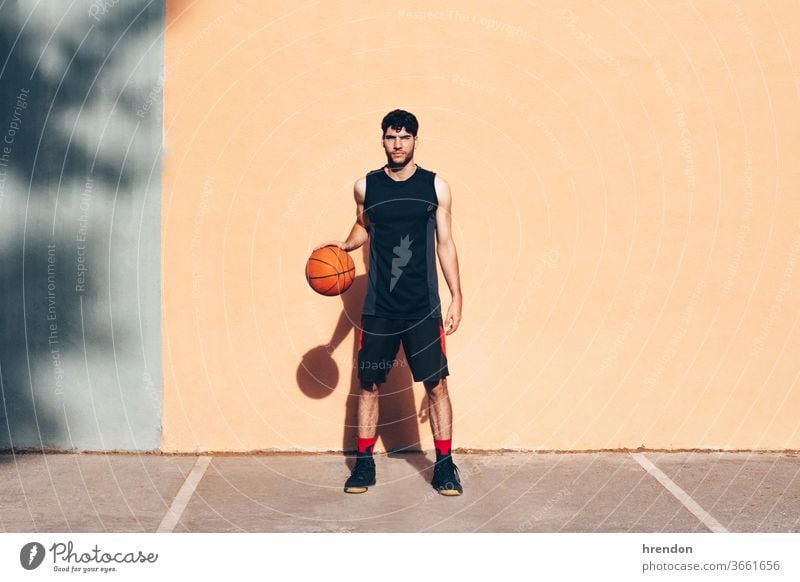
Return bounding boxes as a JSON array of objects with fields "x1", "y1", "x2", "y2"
[
  {"x1": 358, "y1": 328, "x2": 363, "y2": 351},
  {"x1": 439, "y1": 323, "x2": 447, "y2": 357}
]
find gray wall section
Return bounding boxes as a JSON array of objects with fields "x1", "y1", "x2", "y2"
[{"x1": 0, "y1": 0, "x2": 164, "y2": 450}]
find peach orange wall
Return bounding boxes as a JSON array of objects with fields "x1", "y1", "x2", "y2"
[{"x1": 162, "y1": 0, "x2": 800, "y2": 452}]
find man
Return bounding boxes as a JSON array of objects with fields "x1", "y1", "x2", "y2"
[{"x1": 315, "y1": 109, "x2": 463, "y2": 496}]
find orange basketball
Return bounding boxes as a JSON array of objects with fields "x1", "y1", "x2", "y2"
[{"x1": 306, "y1": 246, "x2": 355, "y2": 296}]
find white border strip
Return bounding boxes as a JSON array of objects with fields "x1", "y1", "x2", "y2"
[
  {"x1": 631, "y1": 453, "x2": 728, "y2": 533},
  {"x1": 157, "y1": 456, "x2": 213, "y2": 533}
]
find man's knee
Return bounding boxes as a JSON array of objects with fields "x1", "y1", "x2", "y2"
[
  {"x1": 360, "y1": 381, "x2": 381, "y2": 393},
  {"x1": 424, "y1": 377, "x2": 447, "y2": 395}
]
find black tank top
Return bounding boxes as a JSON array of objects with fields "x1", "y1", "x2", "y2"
[{"x1": 362, "y1": 165, "x2": 442, "y2": 319}]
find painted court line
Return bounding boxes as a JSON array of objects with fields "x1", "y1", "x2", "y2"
[
  {"x1": 631, "y1": 453, "x2": 728, "y2": 533},
  {"x1": 157, "y1": 456, "x2": 212, "y2": 533}
]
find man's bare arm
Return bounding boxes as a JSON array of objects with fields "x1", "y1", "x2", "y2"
[
  {"x1": 313, "y1": 177, "x2": 369, "y2": 251},
  {"x1": 434, "y1": 175, "x2": 463, "y2": 334}
]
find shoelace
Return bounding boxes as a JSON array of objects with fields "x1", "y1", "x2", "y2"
[
  {"x1": 450, "y1": 463, "x2": 461, "y2": 482},
  {"x1": 435, "y1": 459, "x2": 460, "y2": 483},
  {"x1": 352, "y1": 458, "x2": 373, "y2": 479}
]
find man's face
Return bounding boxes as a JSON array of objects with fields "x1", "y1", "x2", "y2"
[{"x1": 382, "y1": 126, "x2": 416, "y2": 166}]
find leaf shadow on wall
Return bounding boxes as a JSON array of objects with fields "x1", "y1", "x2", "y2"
[{"x1": 0, "y1": 0, "x2": 164, "y2": 454}]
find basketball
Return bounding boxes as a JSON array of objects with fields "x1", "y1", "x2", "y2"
[{"x1": 306, "y1": 246, "x2": 355, "y2": 296}]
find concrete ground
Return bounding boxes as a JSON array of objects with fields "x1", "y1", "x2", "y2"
[{"x1": 0, "y1": 452, "x2": 797, "y2": 533}]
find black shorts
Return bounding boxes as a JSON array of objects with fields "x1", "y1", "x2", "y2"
[{"x1": 357, "y1": 316, "x2": 449, "y2": 385}]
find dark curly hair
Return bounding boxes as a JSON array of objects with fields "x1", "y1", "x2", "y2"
[{"x1": 381, "y1": 109, "x2": 419, "y2": 137}]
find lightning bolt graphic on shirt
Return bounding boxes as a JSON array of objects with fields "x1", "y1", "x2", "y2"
[{"x1": 390, "y1": 234, "x2": 413, "y2": 292}]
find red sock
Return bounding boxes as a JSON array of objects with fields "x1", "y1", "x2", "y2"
[
  {"x1": 357, "y1": 436, "x2": 376, "y2": 456},
  {"x1": 434, "y1": 439, "x2": 452, "y2": 458}
]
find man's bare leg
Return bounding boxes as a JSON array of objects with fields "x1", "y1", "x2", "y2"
[
  {"x1": 424, "y1": 378, "x2": 461, "y2": 495},
  {"x1": 344, "y1": 382, "x2": 380, "y2": 493},
  {"x1": 424, "y1": 378, "x2": 452, "y2": 440},
  {"x1": 358, "y1": 382, "x2": 380, "y2": 438}
]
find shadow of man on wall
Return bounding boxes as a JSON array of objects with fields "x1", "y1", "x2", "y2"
[{"x1": 296, "y1": 244, "x2": 433, "y2": 480}]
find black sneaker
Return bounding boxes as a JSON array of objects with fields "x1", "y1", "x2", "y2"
[
  {"x1": 431, "y1": 455, "x2": 463, "y2": 496},
  {"x1": 344, "y1": 456, "x2": 376, "y2": 493}
]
